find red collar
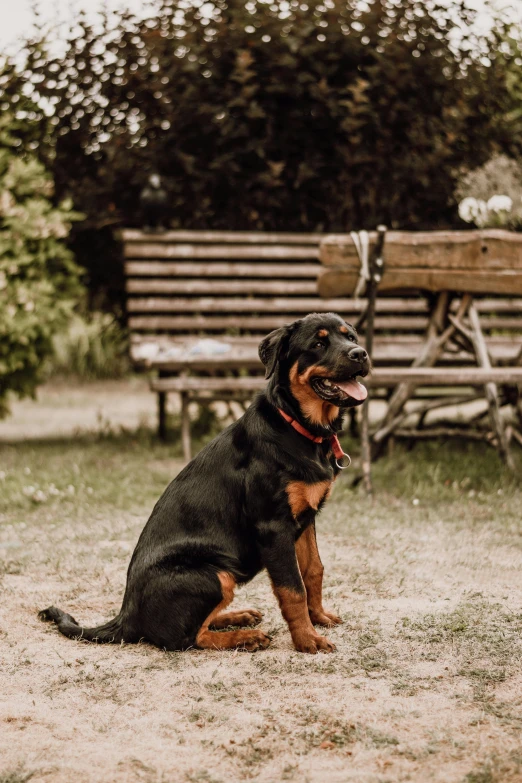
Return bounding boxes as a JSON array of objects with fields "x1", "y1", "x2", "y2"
[{"x1": 278, "y1": 408, "x2": 351, "y2": 467}]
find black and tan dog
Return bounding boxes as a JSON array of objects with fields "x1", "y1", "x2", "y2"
[{"x1": 39, "y1": 312, "x2": 370, "y2": 654}]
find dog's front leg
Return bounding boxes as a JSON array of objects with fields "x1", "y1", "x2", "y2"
[
  {"x1": 295, "y1": 524, "x2": 342, "y2": 627},
  {"x1": 257, "y1": 522, "x2": 335, "y2": 654}
]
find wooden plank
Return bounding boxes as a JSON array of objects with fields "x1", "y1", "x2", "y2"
[
  {"x1": 126, "y1": 279, "x2": 318, "y2": 295},
  {"x1": 318, "y1": 268, "x2": 522, "y2": 297},
  {"x1": 120, "y1": 229, "x2": 323, "y2": 244},
  {"x1": 373, "y1": 368, "x2": 522, "y2": 384},
  {"x1": 125, "y1": 261, "x2": 320, "y2": 278},
  {"x1": 474, "y1": 298, "x2": 522, "y2": 314},
  {"x1": 126, "y1": 296, "x2": 379, "y2": 314},
  {"x1": 320, "y1": 229, "x2": 522, "y2": 270},
  {"x1": 132, "y1": 344, "x2": 521, "y2": 370},
  {"x1": 150, "y1": 367, "x2": 522, "y2": 393},
  {"x1": 392, "y1": 427, "x2": 496, "y2": 442},
  {"x1": 476, "y1": 317, "x2": 522, "y2": 330},
  {"x1": 124, "y1": 283, "x2": 431, "y2": 314},
  {"x1": 130, "y1": 332, "x2": 521, "y2": 353},
  {"x1": 128, "y1": 315, "x2": 306, "y2": 331},
  {"x1": 128, "y1": 313, "x2": 521, "y2": 333},
  {"x1": 131, "y1": 341, "x2": 522, "y2": 371},
  {"x1": 123, "y1": 243, "x2": 319, "y2": 260},
  {"x1": 151, "y1": 376, "x2": 267, "y2": 393}
]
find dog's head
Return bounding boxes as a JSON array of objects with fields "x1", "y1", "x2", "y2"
[{"x1": 259, "y1": 313, "x2": 370, "y2": 428}]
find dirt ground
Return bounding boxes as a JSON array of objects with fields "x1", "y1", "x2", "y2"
[{"x1": 1, "y1": 381, "x2": 522, "y2": 783}]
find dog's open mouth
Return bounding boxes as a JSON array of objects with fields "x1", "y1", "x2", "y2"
[{"x1": 310, "y1": 375, "x2": 368, "y2": 404}]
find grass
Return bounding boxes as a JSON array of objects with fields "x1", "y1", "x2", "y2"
[
  {"x1": 0, "y1": 770, "x2": 36, "y2": 783},
  {"x1": 399, "y1": 597, "x2": 522, "y2": 707},
  {"x1": 463, "y1": 751, "x2": 522, "y2": 783},
  {"x1": 1, "y1": 429, "x2": 519, "y2": 523},
  {"x1": 2, "y1": 406, "x2": 522, "y2": 782}
]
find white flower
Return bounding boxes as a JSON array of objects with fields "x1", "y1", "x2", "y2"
[
  {"x1": 487, "y1": 194, "x2": 512, "y2": 213},
  {"x1": 458, "y1": 197, "x2": 478, "y2": 223},
  {"x1": 458, "y1": 197, "x2": 488, "y2": 225}
]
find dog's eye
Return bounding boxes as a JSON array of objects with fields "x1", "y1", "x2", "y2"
[
  {"x1": 348, "y1": 334, "x2": 357, "y2": 343},
  {"x1": 314, "y1": 341, "x2": 325, "y2": 349}
]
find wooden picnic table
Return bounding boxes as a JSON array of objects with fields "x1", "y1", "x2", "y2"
[{"x1": 318, "y1": 229, "x2": 522, "y2": 489}]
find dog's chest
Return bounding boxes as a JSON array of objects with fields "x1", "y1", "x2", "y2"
[{"x1": 285, "y1": 479, "x2": 333, "y2": 519}]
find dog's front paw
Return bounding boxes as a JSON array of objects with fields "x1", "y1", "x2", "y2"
[
  {"x1": 309, "y1": 608, "x2": 342, "y2": 627},
  {"x1": 292, "y1": 632, "x2": 336, "y2": 654}
]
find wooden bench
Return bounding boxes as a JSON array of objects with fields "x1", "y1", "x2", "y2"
[
  {"x1": 318, "y1": 229, "x2": 522, "y2": 485},
  {"x1": 122, "y1": 229, "x2": 522, "y2": 462}
]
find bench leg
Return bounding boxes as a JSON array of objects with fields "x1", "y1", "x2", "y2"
[
  {"x1": 373, "y1": 293, "x2": 471, "y2": 450},
  {"x1": 468, "y1": 305, "x2": 515, "y2": 473},
  {"x1": 180, "y1": 391, "x2": 191, "y2": 462},
  {"x1": 158, "y1": 391, "x2": 167, "y2": 441}
]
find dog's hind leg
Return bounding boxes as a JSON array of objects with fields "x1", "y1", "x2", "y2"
[
  {"x1": 133, "y1": 569, "x2": 269, "y2": 651},
  {"x1": 210, "y1": 609, "x2": 263, "y2": 629},
  {"x1": 196, "y1": 573, "x2": 270, "y2": 651}
]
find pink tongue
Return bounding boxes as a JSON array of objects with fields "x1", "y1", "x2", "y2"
[{"x1": 335, "y1": 379, "x2": 368, "y2": 401}]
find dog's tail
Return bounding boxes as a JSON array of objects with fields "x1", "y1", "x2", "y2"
[{"x1": 38, "y1": 606, "x2": 124, "y2": 644}]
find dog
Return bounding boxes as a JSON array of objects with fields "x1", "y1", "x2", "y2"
[{"x1": 39, "y1": 312, "x2": 370, "y2": 654}]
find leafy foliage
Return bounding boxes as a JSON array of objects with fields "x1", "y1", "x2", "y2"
[
  {"x1": 0, "y1": 116, "x2": 84, "y2": 416},
  {"x1": 1, "y1": 1, "x2": 521, "y2": 305},
  {"x1": 47, "y1": 311, "x2": 129, "y2": 380}
]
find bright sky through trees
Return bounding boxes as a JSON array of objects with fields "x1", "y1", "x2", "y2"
[{"x1": 1, "y1": 0, "x2": 520, "y2": 53}]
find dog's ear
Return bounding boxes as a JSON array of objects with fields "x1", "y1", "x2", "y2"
[{"x1": 259, "y1": 324, "x2": 295, "y2": 380}]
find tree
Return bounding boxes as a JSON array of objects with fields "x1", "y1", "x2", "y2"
[
  {"x1": 0, "y1": 115, "x2": 83, "y2": 416},
  {"x1": 2, "y1": 1, "x2": 520, "y2": 306}
]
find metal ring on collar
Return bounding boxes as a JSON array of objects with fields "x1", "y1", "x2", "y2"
[{"x1": 335, "y1": 454, "x2": 352, "y2": 469}]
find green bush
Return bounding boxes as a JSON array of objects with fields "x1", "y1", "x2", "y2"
[
  {"x1": 47, "y1": 310, "x2": 129, "y2": 380},
  {"x1": 0, "y1": 115, "x2": 84, "y2": 416}
]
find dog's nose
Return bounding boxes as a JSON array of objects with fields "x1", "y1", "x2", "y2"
[{"x1": 349, "y1": 346, "x2": 368, "y2": 363}]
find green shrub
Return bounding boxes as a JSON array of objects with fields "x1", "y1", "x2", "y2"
[
  {"x1": 0, "y1": 115, "x2": 84, "y2": 416},
  {"x1": 47, "y1": 311, "x2": 129, "y2": 380}
]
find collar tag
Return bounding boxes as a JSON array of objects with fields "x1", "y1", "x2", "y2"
[{"x1": 330, "y1": 434, "x2": 352, "y2": 469}]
